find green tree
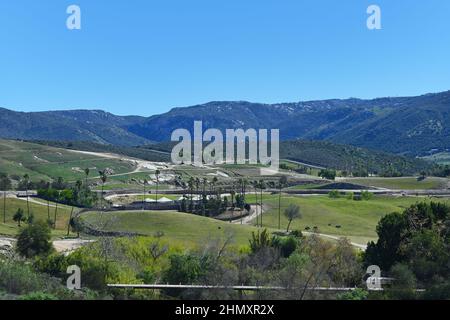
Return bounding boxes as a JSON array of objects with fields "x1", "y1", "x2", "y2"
[
  {"x1": 364, "y1": 212, "x2": 407, "y2": 270},
  {"x1": 162, "y1": 253, "x2": 209, "y2": 297},
  {"x1": 16, "y1": 221, "x2": 53, "y2": 258},
  {"x1": 69, "y1": 216, "x2": 83, "y2": 238},
  {"x1": 284, "y1": 204, "x2": 301, "y2": 232},
  {"x1": 319, "y1": 169, "x2": 336, "y2": 180},
  {"x1": 13, "y1": 208, "x2": 26, "y2": 227},
  {"x1": 387, "y1": 264, "x2": 417, "y2": 300}
]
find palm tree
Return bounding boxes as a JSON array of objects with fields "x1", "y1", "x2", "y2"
[
  {"x1": 53, "y1": 187, "x2": 61, "y2": 230},
  {"x1": 230, "y1": 190, "x2": 236, "y2": 208},
  {"x1": 84, "y1": 168, "x2": 90, "y2": 204},
  {"x1": 188, "y1": 177, "x2": 195, "y2": 212},
  {"x1": 202, "y1": 178, "x2": 208, "y2": 216},
  {"x1": 99, "y1": 170, "x2": 108, "y2": 209},
  {"x1": 0, "y1": 174, "x2": 12, "y2": 224},
  {"x1": 253, "y1": 180, "x2": 259, "y2": 227},
  {"x1": 44, "y1": 181, "x2": 50, "y2": 221},
  {"x1": 212, "y1": 177, "x2": 218, "y2": 198},
  {"x1": 67, "y1": 207, "x2": 74, "y2": 236},
  {"x1": 143, "y1": 179, "x2": 148, "y2": 210},
  {"x1": 2, "y1": 184, "x2": 5, "y2": 224},
  {"x1": 259, "y1": 180, "x2": 266, "y2": 227},
  {"x1": 278, "y1": 176, "x2": 288, "y2": 230},
  {"x1": 84, "y1": 168, "x2": 90, "y2": 188},
  {"x1": 155, "y1": 169, "x2": 161, "y2": 203},
  {"x1": 194, "y1": 177, "x2": 200, "y2": 211},
  {"x1": 23, "y1": 174, "x2": 30, "y2": 218}
]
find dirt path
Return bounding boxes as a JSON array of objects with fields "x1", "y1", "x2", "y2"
[
  {"x1": 0, "y1": 237, "x2": 94, "y2": 254},
  {"x1": 67, "y1": 149, "x2": 169, "y2": 175},
  {"x1": 12, "y1": 195, "x2": 64, "y2": 209},
  {"x1": 231, "y1": 204, "x2": 263, "y2": 225},
  {"x1": 52, "y1": 239, "x2": 95, "y2": 254}
]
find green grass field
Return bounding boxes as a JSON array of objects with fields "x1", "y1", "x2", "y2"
[
  {"x1": 0, "y1": 197, "x2": 76, "y2": 237},
  {"x1": 81, "y1": 210, "x2": 260, "y2": 247},
  {"x1": 0, "y1": 139, "x2": 137, "y2": 182},
  {"x1": 342, "y1": 177, "x2": 448, "y2": 190},
  {"x1": 245, "y1": 194, "x2": 450, "y2": 245}
]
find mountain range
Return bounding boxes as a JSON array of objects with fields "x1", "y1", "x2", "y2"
[{"x1": 2, "y1": 90, "x2": 450, "y2": 156}]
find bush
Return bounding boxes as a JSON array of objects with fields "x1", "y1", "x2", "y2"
[
  {"x1": 19, "y1": 291, "x2": 58, "y2": 300},
  {"x1": 319, "y1": 169, "x2": 336, "y2": 180},
  {"x1": 272, "y1": 236, "x2": 298, "y2": 258},
  {"x1": 0, "y1": 261, "x2": 51, "y2": 295},
  {"x1": 328, "y1": 190, "x2": 340, "y2": 198},
  {"x1": 361, "y1": 191, "x2": 373, "y2": 201},
  {"x1": 338, "y1": 288, "x2": 369, "y2": 300},
  {"x1": 162, "y1": 253, "x2": 211, "y2": 297},
  {"x1": 16, "y1": 221, "x2": 54, "y2": 258}
]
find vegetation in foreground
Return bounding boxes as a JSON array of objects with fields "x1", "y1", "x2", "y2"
[{"x1": 1, "y1": 202, "x2": 448, "y2": 300}]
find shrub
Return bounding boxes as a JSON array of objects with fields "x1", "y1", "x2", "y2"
[
  {"x1": 361, "y1": 191, "x2": 373, "y2": 201},
  {"x1": 328, "y1": 190, "x2": 340, "y2": 198},
  {"x1": 19, "y1": 291, "x2": 58, "y2": 300},
  {"x1": 0, "y1": 261, "x2": 50, "y2": 295},
  {"x1": 16, "y1": 221, "x2": 54, "y2": 258}
]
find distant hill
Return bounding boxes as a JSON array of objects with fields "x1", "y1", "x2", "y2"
[
  {"x1": 127, "y1": 92, "x2": 450, "y2": 156},
  {"x1": 0, "y1": 108, "x2": 150, "y2": 146},
  {"x1": 279, "y1": 140, "x2": 429, "y2": 176},
  {"x1": 92, "y1": 139, "x2": 428, "y2": 175},
  {"x1": 2, "y1": 90, "x2": 450, "y2": 155}
]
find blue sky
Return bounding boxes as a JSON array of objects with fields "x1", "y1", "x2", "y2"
[{"x1": 0, "y1": 0, "x2": 449, "y2": 116}]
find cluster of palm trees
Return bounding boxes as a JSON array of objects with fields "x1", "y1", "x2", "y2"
[
  {"x1": 178, "y1": 175, "x2": 292, "y2": 229},
  {"x1": 180, "y1": 176, "x2": 249, "y2": 217}
]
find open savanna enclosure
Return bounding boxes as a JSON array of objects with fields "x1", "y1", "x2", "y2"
[
  {"x1": 342, "y1": 176, "x2": 449, "y2": 190},
  {"x1": 0, "y1": 139, "x2": 137, "y2": 182},
  {"x1": 245, "y1": 194, "x2": 450, "y2": 245},
  {"x1": 0, "y1": 197, "x2": 75, "y2": 237},
  {"x1": 80, "y1": 210, "x2": 260, "y2": 248}
]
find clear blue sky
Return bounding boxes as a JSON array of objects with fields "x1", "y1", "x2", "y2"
[{"x1": 0, "y1": 0, "x2": 449, "y2": 116}]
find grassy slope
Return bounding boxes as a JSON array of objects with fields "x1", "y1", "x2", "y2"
[
  {"x1": 0, "y1": 198, "x2": 75, "y2": 237},
  {"x1": 0, "y1": 139, "x2": 136, "y2": 181},
  {"x1": 81, "y1": 210, "x2": 259, "y2": 247},
  {"x1": 245, "y1": 194, "x2": 450, "y2": 245}
]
